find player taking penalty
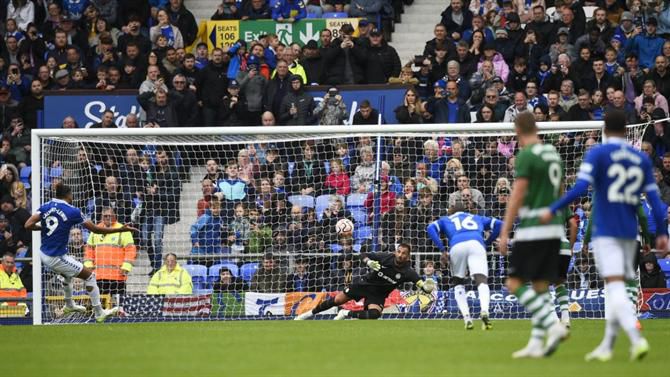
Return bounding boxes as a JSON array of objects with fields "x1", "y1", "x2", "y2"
[
  {"x1": 25, "y1": 183, "x2": 138, "y2": 323},
  {"x1": 541, "y1": 109, "x2": 668, "y2": 361},
  {"x1": 294, "y1": 244, "x2": 435, "y2": 320},
  {"x1": 499, "y1": 111, "x2": 569, "y2": 359},
  {"x1": 427, "y1": 200, "x2": 501, "y2": 330}
]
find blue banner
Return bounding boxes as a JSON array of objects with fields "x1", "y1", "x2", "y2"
[
  {"x1": 42, "y1": 86, "x2": 408, "y2": 128},
  {"x1": 43, "y1": 92, "x2": 141, "y2": 128}
]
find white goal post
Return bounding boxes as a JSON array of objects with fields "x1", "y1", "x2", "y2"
[{"x1": 31, "y1": 121, "x2": 646, "y2": 324}]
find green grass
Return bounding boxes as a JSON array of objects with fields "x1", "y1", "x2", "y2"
[{"x1": 3, "y1": 319, "x2": 669, "y2": 377}]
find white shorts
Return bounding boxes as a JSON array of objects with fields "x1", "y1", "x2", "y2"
[
  {"x1": 592, "y1": 237, "x2": 638, "y2": 280},
  {"x1": 449, "y1": 240, "x2": 488, "y2": 278},
  {"x1": 41, "y1": 253, "x2": 84, "y2": 279}
]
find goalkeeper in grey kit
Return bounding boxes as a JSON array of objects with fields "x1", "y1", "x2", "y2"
[{"x1": 295, "y1": 243, "x2": 436, "y2": 320}]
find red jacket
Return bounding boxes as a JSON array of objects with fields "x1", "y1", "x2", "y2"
[
  {"x1": 324, "y1": 172, "x2": 351, "y2": 195},
  {"x1": 364, "y1": 191, "x2": 396, "y2": 215}
]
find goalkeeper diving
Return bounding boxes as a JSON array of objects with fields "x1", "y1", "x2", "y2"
[{"x1": 295, "y1": 243, "x2": 435, "y2": 320}]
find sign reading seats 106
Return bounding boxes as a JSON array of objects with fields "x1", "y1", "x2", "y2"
[{"x1": 207, "y1": 19, "x2": 361, "y2": 49}]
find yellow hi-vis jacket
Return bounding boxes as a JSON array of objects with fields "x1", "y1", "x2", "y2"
[
  {"x1": 0, "y1": 267, "x2": 27, "y2": 304},
  {"x1": 147, "y1": 264, "x2": 193, "y2": 295},
  {"x1": 84, "y1": 222, "x2": 137, "y2": 281}
]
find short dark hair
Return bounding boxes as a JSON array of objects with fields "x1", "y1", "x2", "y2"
[
  {"x1": 54, "y1": 182, "x2": 72, "y2": 199},
  {"x1": 604, "y1": 109, "x2": 627, "y2": 132},
  {"x1": 398, "y1": 243, "x2": 411, "y2": 254},
  {"x1": 360, "y1": 100, "x2": 371, "y2": 108}
]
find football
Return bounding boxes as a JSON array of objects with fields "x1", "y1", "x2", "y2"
[{"x1": 335, "y1": 218, "x2": 354, "y2": 236}]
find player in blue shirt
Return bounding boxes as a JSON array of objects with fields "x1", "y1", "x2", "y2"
[
  {"x1": 25, "y1": 183, "x2": 137, "y2": 323},
  {"x1": 427, "y1": 200, "x2": 502, "y2": 330},
  {"x1": 541, "y1": 110, "x2": 668, "y2": 362}
]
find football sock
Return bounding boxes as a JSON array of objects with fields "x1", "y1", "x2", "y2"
[
  {"x1": 312, "y1": 297, "x2": 336, "y2": 315},
  {"x1": 608, "y1": 281, "x2": 641, "y2": 345},
  {"x1": 63, "y1": 277, "x2": 75, "y2": 308},
  {"x1": 477, "y1": 283, "x2": 490, "y2": 315},
  {"x1": 625, "y1": 279, "x2": 639, "y2": 312},
  {"x1": 600, "y1": 287, "x2": 619, "y2": 351},
  {"x1": 85, "y1": 274, "x2": 104, "y2": 317},
  {"x1": 454, "y1": 285, "x2": 471, "y2": 320},
  {"x1": 515, "y1": 286, "x2": 555, "y2": 339},
  {"x1": 348, "y1": 309, "x2": 381, "y2": 320},
  {"x1": 554, "y1": 284, "x2": 570, "y2": 321}
]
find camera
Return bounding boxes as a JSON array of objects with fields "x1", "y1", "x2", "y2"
[{"x1": 414, "y1": 55, "x2": 426, "y2": 66}]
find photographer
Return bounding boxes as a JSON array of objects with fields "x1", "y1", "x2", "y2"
[
  {"x1": 314, "y1": 87, "x2": 347, "y2": 125},
  {"x1": 1, "y1": 64, "x2": 28, "y2": 102},
  {"x1": 628, "y1": 17, "x2": 665, "y2": 69},
  {"x1": 425, "y1": 79, "x2": 471, "y2": 123}
]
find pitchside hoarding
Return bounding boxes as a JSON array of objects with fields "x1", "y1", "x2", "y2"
[{"x1": 42, "y1": 86, "x2": 407, "y2": 128}]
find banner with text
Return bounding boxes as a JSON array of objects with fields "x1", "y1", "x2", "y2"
[
  {"x1": 43, "y1": 93, "x2": 140, "y2": 128},
  {"x1": 206, "y1": 19, "x2": 361, "y2": 49}
]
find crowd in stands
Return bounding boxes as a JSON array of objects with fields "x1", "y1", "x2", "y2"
[{"x1": 3, "y1": 0, "x2": 670, "y2": 300}]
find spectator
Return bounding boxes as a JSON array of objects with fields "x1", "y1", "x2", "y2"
[
  {"x1": 352, "y1": 100, "x2": 380, "y2": 125},
  {"x1": 191, "y1": 196, "x2": 224, "y2": 254},
  {"x1": 448, "y1": 174, "x2": 485, "y2": 210},
  {"x1": 441, "y1": 0, "x2": 473, "y2": 41},
  {"x1": 628, "y1": 17, "x2": 665, "y2": 69},
  {"x1": 351, "y1": 145, "x2": 375, "y2": 193},
  {"x1": 364, "y1": 28, "x2": 401, "y2": 84},
  {"x1": 557, "y1": 79, "x2": 578, "y2": 113},
  {"x1": 212, "y1": 267, "x2": 245, "y2": 292},
  {"x1": 94, "y1": 175, "x2": 133, "y2": 224},
  {"x1": 0, "y1": 252, "x2": 26, "y2": 310},
  {"x1": 150, "y1": 9, "x2": 184, "y2": 49},
  {"x1": 314, "y1": 87, "x2": 347, "y2": 125},
  {"x1": 5, "y1": 116, "x2": 29, "y2": 166},
  {"x1": 349, "y1": 0, "x2": 383, "y2": 22},
  {"x1": 15, "y1": 79, "x2": 43, "y2": 130},
  {"x1": 575, "y1": 27, "x2": 607, "y2": 59},
  {"x1": 364, "y1": 176, "x2": 396, "y2": 218},
  {"x1": 143, "y1": 149, "x2": 181, "y2": 273},
  {"x1": 91, "y1": 0, "x2": 118, "y2": 25},
  {"x1": 147, "y1": 253, "x2": 193, "y2": 294},
  {"x1": 137, "y1": 89, "x2": 183, "y2": 128},
  {"x1": 319, "y1": 195, "x2": 353, "y2": 241},
  {"x1": 395, "y1": 87, "x2": 426, "y2": 124},
  {"x1": 643, "y1": 110, "x2": 670, "y2": 158},
  {"x1": 408, "y1": 188, "x2": 440, "y2": 253},
  {"x1": 503, "y1": 92, "x2": 532, "y2": 123},
  {"x1": 0, "y1": 86, "x2": 18, "y2": 131},
  {"x1": 166, "y1": 0, "x2": 197, "y2": 46},
  {"x1": 567, "y1": 89, "x2": 594, "y2": 122},
  {"x1": 7, "y1": 0, "x2": 34, "y2": 31},
  {"x1": 218, "y1": 79, "x2": 248, "y2": 127},
  {"x1": 241, "y1": 0, "x2": 271, "y2": 20},
  {"x1": 425, "y1": 80, "x2": 471, "y2": 123},
  {"x1": 635, "y1": 80, "x2": 669, "y2": 115},
  {"x1": 171, "y1": 74, "x2": 199, "y2": 127},
  {"x1": 329, "y1": 255, "x2": 364, "y2": 291},
  {"x1": 324, "y1": 158, "x2": 351, "y2": 195},
  {"x1": 476, "y1": 104, "x2": 498, "y2": 122},
  {"x1": 647, "y1": 55, "x2": 670, "y2": 101},
  {"x1": 118, "y1": 15, "x2": 152, "y2": 55},
  {"x1": 83, "y1": 207, "x2": 136, "y2": 295},
  {"x1": 525, "y1": 5, "x2": 554, "y2": 50},
  {"x1": 287, "y1": 258, "x2": 315, "y2": 291},
  {"x1": 654, "y1": 167, "x2": 670, "y2": 204},
  {"x1": 607, "y1": 89, "x2": 638, "y2": 124},
  {"x1": 640, "y1": 253, "x2": 666, "y2": 288},
  {"x1": 272, "y1": 0, "x2": 306, "y2": 23},
  {"x1": 423, "y1": 24, "x2": 457, "y2": 61},
  {"x1": 197, "y1": 48, "x2": 230, "y2": 127},
  {"x1": 265, "y1": 59, "x2": 292, "y2": 116},
  {"x1": 250, "y1": 253, "x2": 288, "y2": 292},
  {"x1": 279, "y1": 75, "x2": 315, "y2": 126},
  {"x1": 300, "y1": 40, "x2": 325, "y2": 86},
  {"x1": 327, "y1": 24, "x2": 366, "y2": 85},
  {"x1": 1, "y1": 195, "x2": 29, "y2": 247},
  {"x1": 583, "y1": 57, "x2": 612, "y2": 94}
]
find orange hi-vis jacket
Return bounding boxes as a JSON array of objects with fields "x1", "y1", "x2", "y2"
[
  {"x1": 0, "y1": 266, "x2": 27, "y2": 303},
  {"x1": 84, "y1": 222, "x2": 137, "y2": 281}
]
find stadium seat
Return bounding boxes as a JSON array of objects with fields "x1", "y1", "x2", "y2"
[
  {"x1": 240, "y1": 262, "x2": 259, "y2": 282},
  {"x1": 208, "y1": 263, "x2": 240, "y2": 287},
  {"x1": 330, "y1": 244, "x2": 343, "y2": 253},
  {"x1": 288, "y1": 195, "x2": 315, "y2": 209},
  {"x1": 659, "y1": 259, "x2": 670, "y2": 275},
  {"x1": 183, "y1": 264, "x2": 208, "y2": 290},
  {"x1": 322, "y1": 12, "x2": 348, "y2": 18},
  {"x1": 354, "y1": 225, "x2": 372, "y2": 241},
  {"x1": 349, "y1": 207, "x2": 368, "y2": 225},
  {"x1": 353, "y1": 244, "x2": 362, "y2": 252},
  {"x1": 20, "y1": 166, "x2": 31, "y2": 188},
  {"x1": 346, "y1": 193, "x2": 367, "y2": 208}
]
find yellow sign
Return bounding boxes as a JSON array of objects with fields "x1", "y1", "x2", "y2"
[
  {"x1": 326, "y1": 18, "x2": 361, "y2": 39},
  {"x1": 207, "y1": 21, "x2": 240, "y2": 50}
]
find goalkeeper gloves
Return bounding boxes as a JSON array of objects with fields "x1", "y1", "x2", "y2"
[
  {"x1": 366, "y1": 259, "x2": 381, "y2": 271},
  {"x1": 416, "y1": 278, "x2": 436, "y2": 293}
]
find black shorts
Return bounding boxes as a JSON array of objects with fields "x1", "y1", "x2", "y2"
[
  {"x1": 508, "y1": 239, "x2": 561, "y2": 282},
  {"x1": 557, "y1": 254, "x2": 571, "y2": 280},
  {"x1": 344, "y1": 284, "x2": 389, "y2": 309}
]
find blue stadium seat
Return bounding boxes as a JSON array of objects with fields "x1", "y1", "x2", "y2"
[
  {"x1": 330, "y1": 244, "x2": 343, "y2": 253},
  {"x1": 240, "y1": 262, "x2": 259, "y2": 282},
  {"x1": 659, "y1": 259, "x2": 670, "y2": 275},
  {"x1": 183, "y1": 264, "x2": 208, "y2": 290},
  {"x1": 353, "y1": 244, "x2": 362, "y2": 252},
  {"x1": 354, "y1": 225, "x2": 372, "y2": 241},
  {"x1": 346, "y1": 193, "x2": 367, "y2": 208},
  {"x1": 666, "y1": 278, "x2": 670, "y2": 288},
  {"x1": 288, "y1": 195, "x2": 315, "y2": 209},
  {"x1": 323, "y1": 160, "x2": 331, "y2": 174},
  {"x1": 349, "y1": 207, "x2": 368, "y2": 225},
  {"x1": 20, "y1": 166, "x2": 31, "y2": 188},
  {"x1": 323, "y1": 12, "x2": 348, "y2": 18}
]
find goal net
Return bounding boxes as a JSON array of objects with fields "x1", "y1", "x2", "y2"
[{"x1": 31, "y1": 122, "x2": 651, "y2": 324}]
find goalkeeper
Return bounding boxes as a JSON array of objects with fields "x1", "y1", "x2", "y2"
[{"x1": 295, "y1": 243, "x2": 434, "y2": 320}]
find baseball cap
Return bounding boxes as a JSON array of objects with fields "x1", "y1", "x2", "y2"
[
  {"x1": 495, "y1": 28, "x2": 508, "y2": 37},
  {"x1": 369, "y1": 28, "x2": 382, "y2": 37},
  {"x1": 652, "y1": 108, "x2": 667, "y2": 120},
  {"x1": 0, "y1": 213, "x2": 7, "y2": 221},
  {"x1": 483, "y1": 42, "x2": 496, "y2": 51},
  {"x1": 0, "y1": 196, "x2": 14, "y2": 206},
  {"x1": 55, "y1": 69, "x2": 69, "y2": 80},
  {"x1": 620, "y1": 11, "x2": 634, "y2": 22},
  {"x1": 358, "y1": 19, "x2": 369, "y2": 27},
  {"x1": 647, "y1": 17, "x2": 658, "y2": 26},
  {"x1": 492, "y1": 76, "x2": 503, "y2": 84},
  {"x1": 304, "y1": 40, "x2": 318, "y2": 50},
  {"x1": 506, "y1": 12, "x2": 520, "y2": 23},
  {"x1": 434, "y1": 79, "x2": 446, "y2": 89},
  {"x1": 229, "y1": 79, "x2": 240, "y2": 88},
  {"x1": 557, "y1": 27, "x2": 569, "y2": 36}
]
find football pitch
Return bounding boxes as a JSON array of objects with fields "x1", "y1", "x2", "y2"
[{"x1": 4, "y1": 319, "x2": 669, "y2": 377}]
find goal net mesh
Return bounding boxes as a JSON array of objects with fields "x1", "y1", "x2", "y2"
[{"x1": 35, "y1": 123, "x2": 650, "y2": 323}]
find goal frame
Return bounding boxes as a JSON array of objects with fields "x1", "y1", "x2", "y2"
[{"x1": 31, "y1": 121, "x2": 605, "y2": 325}]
